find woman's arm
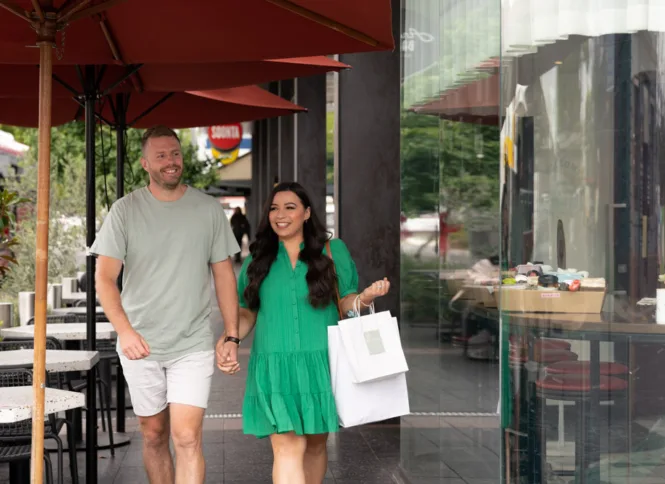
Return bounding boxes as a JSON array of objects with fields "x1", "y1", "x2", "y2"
[
  {"x1": 221, "y1": 307, "x2": 257, "y2": 341},
  {"x1": 338, "y1": 278, "x2": 391, "y2": 315},
  {"x1": 217, "y1": 308, "x2": 257, "y2": 375}
]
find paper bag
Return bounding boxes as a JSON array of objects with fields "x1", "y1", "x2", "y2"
[
  {"x1": 337, "y1": 310, "x2": 409, "y2": 383},
  {"x1": 328, "y1": 325, "x2": 410, "y2": 427}
]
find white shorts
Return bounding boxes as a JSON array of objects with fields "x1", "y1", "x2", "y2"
[{"x1": 119, "y1": 350, "x2": 215, "y2": 417}]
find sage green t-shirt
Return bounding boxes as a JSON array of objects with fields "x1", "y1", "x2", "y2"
[{"x1": 90, "y1": 186, "x2": 239, "y2": 360}]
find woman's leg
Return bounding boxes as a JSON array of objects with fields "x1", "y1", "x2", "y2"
[
  {"x1": 270, "y1": 432, "x2": 307, "y2": 484},
  {"x1": 304, "y1": 433, "x2": 329, "y2": 484}
]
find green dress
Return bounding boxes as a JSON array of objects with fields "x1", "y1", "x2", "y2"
[{"x1": 238, "y1": 238, "x2": 358, "y2": 438}]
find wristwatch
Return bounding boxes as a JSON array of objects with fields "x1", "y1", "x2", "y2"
[{"x1": 224, "y1": 336, "x2": 241, "y2": 345}]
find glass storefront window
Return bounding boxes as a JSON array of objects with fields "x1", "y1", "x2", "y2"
[
  {"x1": 399, "y1": 0, "x2": 501, "y2": 482},
  {"x1": 501, "y1": 3, "x2": 665, "y2": 483}
]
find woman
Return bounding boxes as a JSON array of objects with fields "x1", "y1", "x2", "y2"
[{"x1": 219, "y1": 182, "x2": 390, "y2": 484}]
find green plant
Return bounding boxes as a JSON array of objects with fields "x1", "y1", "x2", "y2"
[{"x1": 0, "y1": 188, "x2": 30, "y2": 280}]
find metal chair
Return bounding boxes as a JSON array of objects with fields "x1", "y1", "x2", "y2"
[
  {"x1": 27, "y1": 314, "x2": 79, "y2": 325},
  {"x1": 0, "y1": 367, "x2": 78, "y2": 484},
  {"x1": 69, "y1": 312, "x2": 117, "y2": 455},
  {"x1": 0, "y1": 441, "x2": 54, "y2": 484}
]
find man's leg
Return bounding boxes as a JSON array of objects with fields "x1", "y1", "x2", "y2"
[
  {"x1": 139, "y1": 409, "x2": 174, "y2": 484},
  {"x1": 118, "y1": 355, "x2": 172, "y2": 484},
  {"x1": 170, "y1": 404, "x2": 206, "y2": 484},
  {"x1": 165, "y1": 350, "x2": 215, "y2": 484}
]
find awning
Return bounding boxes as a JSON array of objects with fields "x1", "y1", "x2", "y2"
[{"x1": 411, "y1": 74, "x2": 499, "y2": 126}]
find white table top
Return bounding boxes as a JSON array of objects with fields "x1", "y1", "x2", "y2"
[
  {"x1": 0, "y1": 323, "x2": 116, "y2": 341},
  {"x1": 0, "y1": 349, "x2": 99, "y2": 372},
  {"x1": 52, "y1": 306, "x2": 104, "y2": 315},
  {"x1": 0, "y1": 386, "x2": 85, "y2": 423}
]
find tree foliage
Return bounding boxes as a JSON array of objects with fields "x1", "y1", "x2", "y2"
[
  {"x1": 400, "y1": 110, "x2": 500, "y2": 217},
  {"x1": 0, "y1": 122, "x2": 218, "y2": 305}
]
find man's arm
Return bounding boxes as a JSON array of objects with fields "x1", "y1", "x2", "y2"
[
  {"x1": 96, "y1": 255, "x2": 149, "y2": 359},
  {"x1": 211, "y1": 258, "x2": 239, "y2": 338}
]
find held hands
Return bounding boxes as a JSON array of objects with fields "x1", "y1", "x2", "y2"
[
  {"x1": 359, "y1": 277, "x2": 391, "y2": 306},
  {"x1": 216, "y1": 336, "x2": 240, "y2": 375},
  {"x1": 119, "y1": 328, "x2": 150, "y2": 360}
]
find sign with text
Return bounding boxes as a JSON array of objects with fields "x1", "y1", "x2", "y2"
[{"x1": 208, "y1": 124, "x2": 243, "y2": 152}]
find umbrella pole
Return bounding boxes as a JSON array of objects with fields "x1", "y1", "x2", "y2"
[
  {"x1": 30, "y1": 40, "x2": 53, "y2": 484},
  {"x1": 84, "y1": 65, "x2": 99, "y2": 482},
  {"x1": 114, "y1": 94, "x2": 126, "y2": 433}
]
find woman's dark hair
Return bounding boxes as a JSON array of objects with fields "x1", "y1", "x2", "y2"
[{"x1": 244, "y1": 182, "x2": 336, "y2": 310}]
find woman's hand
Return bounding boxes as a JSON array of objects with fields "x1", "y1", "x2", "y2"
[
  {"x1": 216, "y1": 334, "x2": 241, "y2": 375},
  {"x1": 359, "y1": 277, "x2": 391, "y2": 306}
]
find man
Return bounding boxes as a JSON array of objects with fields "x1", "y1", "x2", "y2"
[{"x1": 91, "y1": 125, "x2": 241, "y2": 484}]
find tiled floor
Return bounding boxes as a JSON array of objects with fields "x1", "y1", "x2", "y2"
[{"x1": 0, "y1": 279, "x2": 505, "y2": 483}]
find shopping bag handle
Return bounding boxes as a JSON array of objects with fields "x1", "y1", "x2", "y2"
[{"x1": 352, "y1": 293, "x2": 375, "y2": 317}]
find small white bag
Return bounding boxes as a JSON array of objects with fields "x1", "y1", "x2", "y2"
[{"x1": 337, "y1": 298, "x2": 409, "y2": 383}]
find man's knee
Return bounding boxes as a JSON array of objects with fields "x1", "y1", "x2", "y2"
[
  {"x1": 139, "y1": 412, "x2": 169, "y2": 449},
  {"x1": 171, "y1": 426, "x2": 202, "y2": 451},
  {"x1": 169, "y1": 404, "x2": 204, "y2": 452}
]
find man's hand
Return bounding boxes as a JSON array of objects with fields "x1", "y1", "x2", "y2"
[
  {"x1": 216, "y1": 338, "x2": 240, "y2": 374},
  {"x1": 119, "y1": 328, "x2": 150, "y2": 360}
]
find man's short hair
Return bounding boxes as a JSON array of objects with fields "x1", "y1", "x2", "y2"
[{"x1": 141, "y1": 125, "x2": 181, "y2": 155}]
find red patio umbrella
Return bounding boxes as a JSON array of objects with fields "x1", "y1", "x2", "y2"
[
  {"x1": 0, "y1": 56, "x2": 349, "y2": 97},
  {"x1": 0, "y1": 0, "x2": 394, "y2": 64},
  {"x1": 0, "y1": 85, "x2": 306, "y2": 127}
]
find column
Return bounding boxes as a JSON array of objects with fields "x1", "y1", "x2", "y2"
[
  {"x1": 294, "y1": 74, "x2": 327, "y2": 222},
  {"x1": 279, "y1": 79, "x2": 295, "y2": 182},
  {"x1": 337, "y1": 0, "x2": 401, "y2": 316}
]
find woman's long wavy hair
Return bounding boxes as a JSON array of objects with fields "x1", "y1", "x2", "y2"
[{"x1": 244, "y1": 182, "x2": 337, "y2": 310}]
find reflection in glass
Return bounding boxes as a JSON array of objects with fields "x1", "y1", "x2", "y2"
[
  {"x1": 501, "y1": 3, "x2": 665, "y2": 482},
  {"x1": 399, "y1": 0, "x2": 500, "y2": 482}
]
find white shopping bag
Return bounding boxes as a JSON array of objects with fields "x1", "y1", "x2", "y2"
[
  {"x1": 337, "y1": 302, "x2": 408, "y2": 383},
  {"x1": 328, "y1": 325, "x2": 410, "y2": 427}
]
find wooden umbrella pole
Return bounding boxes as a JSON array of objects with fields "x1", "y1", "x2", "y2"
[{"x1": 30, "y1": 39, "x2": 53, "y2": 484}]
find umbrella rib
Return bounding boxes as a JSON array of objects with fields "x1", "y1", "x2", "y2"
[
  {"x1": 99, "y1": 18, "x2": 122, "y2": 62},
  {"x1": 72, "y1": 96, "x2": 112, "y2": 126},
  {"x1": 52, "y1": 73, "x2": 81, "y2": 97},
  {"x1": 96, "y1": 64, "x2": 108, "y2": 91},
  {"x1": 97, "y1": 17, "x2": 145, "y2": 93},
  {"x1": 0, "y1": 0, "x2": 30, "y2": 21},
  {"x1": 30, "y1": 0, "x2": 44, "y2": 21},
  {"x1": 265, "y1": 0, "x2": 380, "y2": 47},
  {"x1": 64, "y1": 0, "x2": 127, "y2": 23},
  {"x1": 128, "y1": 92, "x2": 174, "y2": 127},
  {"x1": 101, "y1": 64, "x2": 143, "y2": 97},
  {"x1": 57, "y1": 0, "x2": 91, "y2": 23}
]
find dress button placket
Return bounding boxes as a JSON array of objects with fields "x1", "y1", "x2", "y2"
[{"x1": 291, "y1": 273, "x2": 300, "y2": 348}]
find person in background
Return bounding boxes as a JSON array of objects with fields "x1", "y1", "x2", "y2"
[
  {"x1": 218, "y1": 181, "x2": 391, "y2": 484},
  {"x1": 230, "y1": 207, "x2": 250, "y2": 263}
]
